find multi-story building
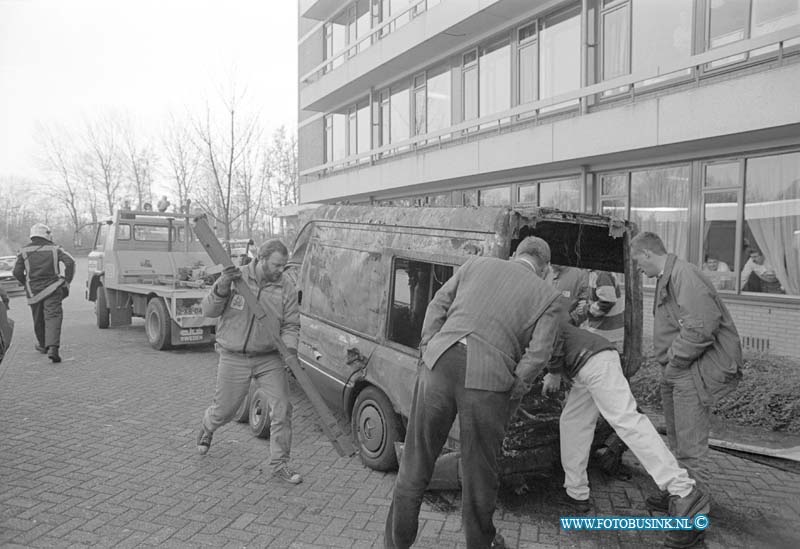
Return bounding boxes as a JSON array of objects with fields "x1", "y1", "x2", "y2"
[{"x1": 297, "y1": 0, "x2": 800, "y2": 358}]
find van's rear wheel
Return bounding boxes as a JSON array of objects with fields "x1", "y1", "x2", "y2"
[
  {"x1": 96, "y1": 285, "x2": 110, "y2": 329},
  {"x1": 249, "y1": 387, "x2": 271, "y2": 439},
  {"x1": 352, "y1": 387, "x2": 401, "y2": 471},
  {"x1": 145, "y1": 298, "x2": 171, "y2": 350}
]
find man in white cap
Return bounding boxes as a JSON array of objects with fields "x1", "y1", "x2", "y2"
[{"x1": 13, "y1": 223, "x2": 75, "y2": 363}]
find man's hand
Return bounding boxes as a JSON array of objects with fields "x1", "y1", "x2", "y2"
[
  {"x1": 216, "y1": 266, "x2": 242, "y2": 294},
  {"x1": 510, "y1": 377, "x2": 530, "y2": 400},
  {"x1": 541, "y1": 373, "x2": 562, "y2": 396}
]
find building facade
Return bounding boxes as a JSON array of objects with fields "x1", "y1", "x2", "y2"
[{"x1": 298, "y1": 0, "x2": 800, "y2": 358}]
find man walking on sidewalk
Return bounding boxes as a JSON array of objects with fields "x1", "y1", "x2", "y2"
[
  {"x1": 195, "y1": 239, "x2": 303, "y2": 485},
  {"x1": 13, "y1": 223, "x2": 75, "y2": 363}
]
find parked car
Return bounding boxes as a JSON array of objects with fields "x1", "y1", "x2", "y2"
[
  {"x1": 286, "y1": 205, "x2": 642, "y2": 478},
  {"x1": 0, "y1": 256, "x2": 25, "y2": 296}
]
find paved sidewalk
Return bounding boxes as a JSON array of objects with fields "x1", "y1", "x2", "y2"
[{"x1": 1, "y1": 283, "x2": 799, "y2": 548}]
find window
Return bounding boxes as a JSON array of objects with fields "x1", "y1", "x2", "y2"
[
  {"x1": 426, "y1": 63, "x2": 451, "y2": 134},
  {"x1": 517, "y1": 183, "x2": 537, "y2": 204},
  {"x1": 702, "y1": 162, "x2": 741, "y2": 291},
  {"x1": 94, "y1": 223, "x2": 109, "y2": 250},
  {"x1": 479, "y1": 39, "x2": 511, "y2": 121},
  {"x1": 630, "y1": 165, "x2": 690, "y2": 262},
  {"x1": 357, "y1": 100, "x2": 370, "y2": 155},
  {"x1": 388, "y1": 258, "x2": 453, "y2": 349},
  {"x1": 117, "y1": 224, "x2": 131, "y2": 240},
  {"x1": 516, "y1": 177, "x2": 582, "y2": 208},
  {"x1": 601, "y1": 0, "x2": 630, "y2": 81},
  {"x1": 324, "y1": 115, "x2": 333, "y2": 163},
  {"x1": 134, "y1": 225, "x2": 171, "y2": 241},
  {"x1": 539, "y1": 7, "x2": 581, "y2": 106},
  {"x1": 478, "y1": 186, "x2": 511, "y2": 206},
  {"x1": 462, "y1": 50, "x2": 478, "y2": 122},
  {"x1": 518, "y1": 24, "x2": 538, "y2": 105},
  {"x1": 305, "y1": 242, "x2": 384, "y2": 335},
  {"x1": 413, "y1": 74, "x2": 426, "y2": 136},
  {"x1": 631, "y1": 0, "x2": 693, "y2": 84},
  {"x1": 390, "y1": 82, "x2": 410, "y2": 148},
  {"x1": 325, "y1": 112, "x2": 346, "y2": 162}
]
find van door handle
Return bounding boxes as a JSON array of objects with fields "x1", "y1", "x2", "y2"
[{"x1": 309, "y1": 345, "x2": 322, "y2": 361}]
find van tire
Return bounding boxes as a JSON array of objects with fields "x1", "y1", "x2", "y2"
[
  {"x1": 249, "y1": 387, "x2": 271, "y2": 439},
  {"x1": 96, "y1": 285, "x2": 110, "y2": 329},
  {"x1": 235, "y1": 381, "x2": 254, "y2": 423},
  {"x1": 352, "y1": 387, "x2": 401, "y2": 471},
  {"x1": 145, "y1": 298, "x2": 172, "y2": 350}
]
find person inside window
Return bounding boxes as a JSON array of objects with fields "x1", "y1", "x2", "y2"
[
  {"x1": 702, "y1": 255, "x2": 730, "y2": 272},
  {"x1": 740, "y1": 248, "x2": 783, "y2": 294}
]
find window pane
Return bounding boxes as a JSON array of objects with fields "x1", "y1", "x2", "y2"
[
  {"x1": 601, "y1": 173, "x2": 627, "y2": 196},
  {"x1": 390, "y1": 85, "x2": 410, "y2": 144},
  {"x1": 602, "y1": 6, "x2": 630, "y2": 80},
  {"x1": 348, "y1": 112, "x2": 357, "y2": 156},
  {"x1": 462, "y1": 189, "x2": 478, "y2": 206},
  {"x1": 632, "y1": 0, "x2": 693, "y2": 76},
  {"x1": 709, "y1": 0, "x2": 749, "y2": 48},
  {"x1": 479, "y1": 41, "x2": 511, "y2": 117},
  {"x1": 706, "y1": 162, "x2": 740, "y2": 188},
  {"x1": 479, "y1": 186, "x2": 511, "y2": 206},
  {"x1": 703, "y1": 191, "x2": 738, "y2": 291},
  {"x1": 630, "y1": 165, "x2": 691, "y2": 260},
  {"x1": 517, "y1": 183, "x2": 537, "y2": 204},
  {"x1": 518, "y1": 43, "x2": 537, "y2": 104},
  {"x1": 355, "y1": 0, "x2": 371, "y2": 53},
  {"x1": 752, "y1": 0, "x2": 800, "y2": 36},
  {"x1": 539, "y1": 177, "x2": 581, "y2": 210},
  {"x1": 332, "y1": 113, "x2": 346, "y2": 161},
  {"x1": 388, "y1": 259, "x2": 453, "y2": 349},
  {"x1": 357, "y1": 102, "x2": 370, "y2": 154},
  {"x1": 463, "y1": 67, "x2": 478, "y2": 120},
  {"x1": 427, "y1": 64, "x2": 451, "y2": 133},
  {"x1": 324, "y1": 115, "x2": 334, "y2": 163},
  {"x1": 540, "y1": 9, "x2": 580, "y2": 99},
  {"x1": 742, "y1": 151, "x2": 800, "y2": 295},
  {"x1": 414, "y1": 87, "x2": 426, "y2": 135},
  {"x1": 601, "y1": 198, "x2": 627, "y2": 218},
  {"x1": 134, "y1": 225, "x2": 170, "y2": 241}
]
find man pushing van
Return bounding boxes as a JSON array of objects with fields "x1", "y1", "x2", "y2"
[{"x1": 385, "y1": 236, "x2": 563, "y2": 549}]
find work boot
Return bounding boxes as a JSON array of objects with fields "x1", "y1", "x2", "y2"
[
  {"x1": 47, "y1": 346, "x2": 61, "y2": 363},
  {"x1": 664, "y1": 486, "x2": 710, "y2": 548},
  {"x1": 35, "y1": 344, "x2": 47, "y2": 354},
  {"x1": 558, "y1": 491, "x2": 592, "y2": 514},
  {"x1": 196, "y1": 426, "x2": 213, "y2": 455},
  {"x1": 646, "y1": 490, "x2": 670, "y2": 513}
]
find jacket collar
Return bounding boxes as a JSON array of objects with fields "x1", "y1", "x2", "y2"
[{"x1": 655, "y1": 254, "x2": 678, "y2": 310}]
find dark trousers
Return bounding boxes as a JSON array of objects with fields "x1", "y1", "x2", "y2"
[
  {"x1": 30, "y1": 292, "x2": 64, "y2": 349},
  {"x1": 385, "y1": 344, "x2": 511, "y2": 549}
]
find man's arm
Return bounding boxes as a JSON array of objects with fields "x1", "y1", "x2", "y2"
[
  {"x1": 58, "y1": 247, "x2": 76, "y2": 284},
  {"x1": 418, "y1": 260, "x2": 468, "y2": 353},
  {"x1": 667, "y1": 270, "x2": 720, "y2": 368},
  {"x1": 513, "y1": 298, "x2": 563, "y2": 391},
  {"x1": 281, "y1": 278, "x2": 300, "y2": 351},
  {"x1": 12, "y1": 255, "x2": 25, "y2": 285}
]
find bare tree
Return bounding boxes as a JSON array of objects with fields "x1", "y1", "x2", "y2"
[
  {"x1": 268, "y1": 126, "x2": 299, "y2": 208},
  {"x1": 191, "y1": 87, "x2": 261, "y2": 241},
  {"x1": 121, "y1": 117, "x2": 157, "y2": 209},
  {"x1": 84, "y1": 114, "x2": 125, "y2": 216},
  {"x1": 162, "y1": 112, "x2": 199, "y2": 213}
]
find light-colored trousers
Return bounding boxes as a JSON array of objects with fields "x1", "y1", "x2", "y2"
[
  {"x1": 202, "y1": 349, "x2": 292, "y2": 471},
  {"x1": 560, "y1": 350, "x2": 694, "y2": 500}
]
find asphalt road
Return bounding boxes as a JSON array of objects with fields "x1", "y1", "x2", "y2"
[{"x1": 1, "y1": 257, "x2": 799, "y2": 548}]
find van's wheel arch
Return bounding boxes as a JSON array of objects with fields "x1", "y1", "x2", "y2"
[
  {"x1": 145, "y1": 297, "x2": 172, "y2": 350},
  {"x1": 352, "y1": 386, "x2": 402, "y2": 471},
  {"x1": 96, "y1": 284, "x2": 110, "y2": 329}
]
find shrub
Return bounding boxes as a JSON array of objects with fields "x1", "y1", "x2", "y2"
[{"x1": 629, "y1": 348, "x2": 800, "y2": 434}]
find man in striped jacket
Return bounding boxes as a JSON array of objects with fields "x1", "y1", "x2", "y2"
[{"x1": 13, "y1": 223, "x2": 75, "y2": 363}]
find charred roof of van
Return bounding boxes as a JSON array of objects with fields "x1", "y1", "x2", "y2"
[{"x1": 290, "y1": 205, "x2": 636, "y2": 274}]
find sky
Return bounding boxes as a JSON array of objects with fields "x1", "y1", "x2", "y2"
[{"x1": 0, "y1": 0, "x2": 298, "y2": 180}]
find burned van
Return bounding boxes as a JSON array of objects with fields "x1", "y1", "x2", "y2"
[{"x1": 288, "y1": 205, "x2": 642, "y2": 477}]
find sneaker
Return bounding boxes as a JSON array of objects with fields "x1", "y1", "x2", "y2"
[
  {"x1": 273, "y1": 464, "x2": 302, "y2": 484},
  {"x1": 35, "y1": 344, "x2": 47, "y2": 354},
  {"x1": 558, "y1": 492, "x2": 592, "y2": 514},
  {"x1": 196, "y1": 427, "x2": 213, "y2": 455},
  {"x1": 646, "y1": 490, "x2": 670, "y2": 513},
  {"x1": 47, "y1": 346, "x2": 61, "y2": 363}
]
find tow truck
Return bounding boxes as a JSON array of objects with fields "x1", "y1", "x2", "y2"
[{"x1": 85, "y1": 210, "x2": 219, "y2": 349}]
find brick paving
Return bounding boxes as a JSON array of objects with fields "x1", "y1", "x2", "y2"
[{"x1": 1, "y1": 263, "x2": 799, "y2": 548}]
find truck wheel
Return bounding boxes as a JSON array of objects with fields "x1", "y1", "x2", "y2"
[
  {"x1": 96, "y1": 285, "x2": 110, "y2": 329},
  {"x1": 352, "y1": 386, "x2": 402, "y2": 471},
  {"x1": 249, "y1": 387, "x2": 271, "y2": 439},
  {"x1": 235, "y1": 380, "x2": 255, "y2": 423},
  {"x1": 145, "y1": 298, "x2": 172, "y2": 350}
]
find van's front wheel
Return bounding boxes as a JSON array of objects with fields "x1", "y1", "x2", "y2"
[
  {"x1": 145, "y1": 298, "x2": 172, "y2": 350},
  {"x1": 352, "y1": 387, "x2": 401, "y2": 471}
]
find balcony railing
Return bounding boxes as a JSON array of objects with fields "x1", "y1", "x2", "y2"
[
  {"x1": 301, "y1": 24, "x2": 800, "y2": 178},
  {"x1": 300, "y1": 0, "x2": 435, "y2": 86}
]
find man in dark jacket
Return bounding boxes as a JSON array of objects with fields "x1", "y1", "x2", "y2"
[
  {"x1": 385, "y1": 236, "x2": 563, "y2": 549},
  {"x1": 13, "y1": 223, "x2": 75, "y2": 363},
  {"x1": 544, "y1": 321, "x2": 708, "y2": 547},
  {"x1": 631, "y1": 231, "x2": 742, "y2": 547}
]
